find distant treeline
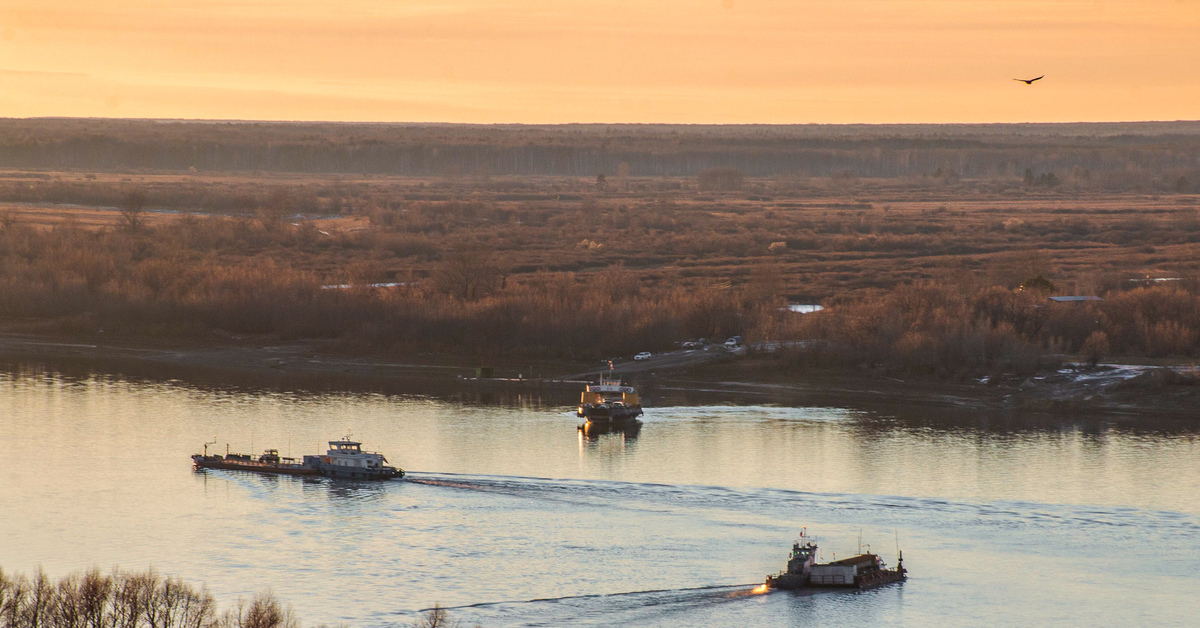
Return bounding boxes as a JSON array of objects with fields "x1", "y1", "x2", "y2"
[
  {"x1": 2, "y1": 119, "x2": 1200, "y2": 185},
  {"x1": 0, "y1": 566, "x2": 461, "y2": 628}
]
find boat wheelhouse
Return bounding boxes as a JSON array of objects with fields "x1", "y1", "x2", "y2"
[{"x1": 302, "y1": 438, "x2": 404, "y2": 480}]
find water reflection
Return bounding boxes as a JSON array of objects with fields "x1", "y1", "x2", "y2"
[
  {"x1": 578, "y1": 421, "x2": 642, "y2": 440},
  {"x1": 325, "y1": 480, "x2": 388, "y2": 503}
]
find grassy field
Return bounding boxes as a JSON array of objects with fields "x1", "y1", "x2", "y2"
[{"x1": 2, "y1": 171, "x2": 1196, "y2": 297}]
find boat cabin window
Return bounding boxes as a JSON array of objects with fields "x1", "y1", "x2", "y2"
[{"x1": 329, "y1": 441, "x2": 362, "y2": 453}]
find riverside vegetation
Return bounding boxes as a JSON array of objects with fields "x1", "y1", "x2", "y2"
[
  {"x1": 0, "y1": 567, "x2": 296, "y2": 628},
  {"x1": 0, "y1": 567, "x2": 469, "y2": 628},
  {"x1": 1, "y1": 120, "x2": 1199, "y2": 380}
]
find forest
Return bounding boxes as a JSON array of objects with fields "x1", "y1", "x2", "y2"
[{"x1": 2, "y1": 119, "x2": 1200, "y2": 188}]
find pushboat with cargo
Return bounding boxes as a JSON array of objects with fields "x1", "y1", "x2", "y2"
[
  {"x1": 765, "y1": 528, "x2": 906, "y2": 590},
  {"x1": 192, "y1": 436, "x2": 404, "y2": 480}
]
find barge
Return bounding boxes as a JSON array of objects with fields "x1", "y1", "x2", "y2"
[
  {"x1": 192, "y1": 437, "x2": 404, "y2": 480},
  {"x1": 765, "y1": 529, "x2": 906, "y2": 590}
]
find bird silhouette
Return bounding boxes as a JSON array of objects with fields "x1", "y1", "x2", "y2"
[{"x1": 1014, "y1": 75, "x2": 1044, "y2": 85}]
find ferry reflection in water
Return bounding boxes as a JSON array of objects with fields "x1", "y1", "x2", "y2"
[{"x1": 578, "y1": 421, "x2": 642, "y2": 440}]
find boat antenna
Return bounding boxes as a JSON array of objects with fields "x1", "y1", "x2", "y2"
[{"x1": 858, "y1": 529, "x2": 862, "y2": 555}]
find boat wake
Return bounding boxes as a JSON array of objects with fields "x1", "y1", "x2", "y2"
[
  {"x1": 406, "y1": 472, "x2": 1200, "y2": 538},
  {"x1": 411, "y1": 582, "x2": 782, "y2": 628},
  {"x1": 419, "y1": 582, "x2": 763, "y2": 612}
]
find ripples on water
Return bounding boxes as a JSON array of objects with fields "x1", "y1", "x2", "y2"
[{"x1": 2, "y1": 368, "x2": 1199, "y2": 627}]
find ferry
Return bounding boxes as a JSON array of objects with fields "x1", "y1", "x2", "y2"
[
  {"x1": 765, "y1": 528, "x2": 906, "y2": 590},
  {"x1": 577, "y1": 369, "x2": 643, "y2": 434},
  {"x1": 192, "y1": 437, "x2": 404, "y2": 480}
]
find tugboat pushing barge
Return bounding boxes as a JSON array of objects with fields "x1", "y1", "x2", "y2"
[
  {"x1": 192, "y1": 436, "x2": 404, "y2": 480},
  {"x1": 577, "y1": 366, "x2": 643, "y2": 436},
  {"x1": 765, "y1": 528, "x2": 906, "y2": 590}
]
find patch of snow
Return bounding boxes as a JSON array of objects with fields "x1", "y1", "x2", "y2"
[{"x1": 320, "y1": 282, "x2": 407, "y2": 290}]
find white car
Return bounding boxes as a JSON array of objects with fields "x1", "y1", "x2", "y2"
[{"x1": 633, "y1": 351, "x2": 652, "y2": 361}]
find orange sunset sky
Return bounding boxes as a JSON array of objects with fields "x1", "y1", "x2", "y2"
[{"x1": 1, "y1": 0, "x2": 1198, "y2": 124}]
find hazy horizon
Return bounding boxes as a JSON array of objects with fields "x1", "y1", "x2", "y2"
[{"x1": 7, "y1": 117, "x2": 1200, "y2": 136}]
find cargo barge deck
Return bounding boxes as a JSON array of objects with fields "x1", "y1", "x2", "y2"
[{"x1": 192, "y1": 437, "x2": 403, "y2": 480}]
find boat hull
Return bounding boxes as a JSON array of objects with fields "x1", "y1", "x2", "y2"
[
  {"x1": 309, "y1": 462, "x2": 404, "y2": 480},
  {"x1": 764, "y1": 573, "x2": 807, "y2": 590},
  {"x1": 766, "y1": 568, "x2": 906, "y2": 590},
  {"x1": 193, "y1": 454, "x2": 404, "y2": 480},
  {"x1": 577, "y1": 404, "x2": 643, "y2": 421}
]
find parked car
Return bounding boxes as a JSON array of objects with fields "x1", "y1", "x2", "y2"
[
  {"x1": 634, "y1": 351, "x2": 652, "y2": 360},
  {"x1": 724, "y1": 336, "x2": 744, "y2": 348}
]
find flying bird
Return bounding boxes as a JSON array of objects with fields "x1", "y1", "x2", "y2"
[{"x1": 1014, "y1": 75, "x2": 1044, "y2": 85}]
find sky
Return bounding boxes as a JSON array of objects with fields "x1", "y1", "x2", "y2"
[{"x1": 1, "y1": 0, "x2": 1198, "y2": 124}]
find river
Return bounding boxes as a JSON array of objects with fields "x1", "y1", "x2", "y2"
[{"x1": 1, "y1": 365, "x2": 1198, "y2": 627}]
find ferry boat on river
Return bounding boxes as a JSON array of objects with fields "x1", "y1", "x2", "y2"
[
  {"x1": 192, "y1": 437, "x2": 404, "y2": 480},
  {"x1": 577, "y1": 371, "x2": 643, "y2": 435},
  {"x1": 765, "y1": 528, "x2": 906, "y2": 590}
]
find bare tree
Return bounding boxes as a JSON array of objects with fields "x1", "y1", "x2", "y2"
[
  {"x1": 77, "y1": 569, "x2": 113, "y2": 628},
  {"x1": 1, "y1": 569, "x2": 29, "y2": 628},
  {"x1": 50, "y1": 573, "x2": 84, "y2": 628},
  {"x1": 257, "y1": 188, "x2": 294, "y2": 232},
  {"x1": 119, "y1": 191, "x2": 148, "y2": 232},
  {"x1": 410, "y1": 604, "x2": 462, "y2": 628},
  {"x1": 219, "y1": 592, "x2": 295, "y2": 628},
  {"x1": 433, "y1": 249, "x2": 504, "y2": 300}
]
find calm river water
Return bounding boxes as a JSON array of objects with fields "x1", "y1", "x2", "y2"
[{"x1": 2, "y1": 366, "x2": 1199, "y2": 627}]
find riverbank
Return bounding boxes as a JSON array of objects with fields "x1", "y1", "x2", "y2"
[
  {"x1": 2, "y1": 332, "x2": 1195, "y2": 419},
  {"x1": 664, "y1": 357, "x2": 1200, "y2": 419}
]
